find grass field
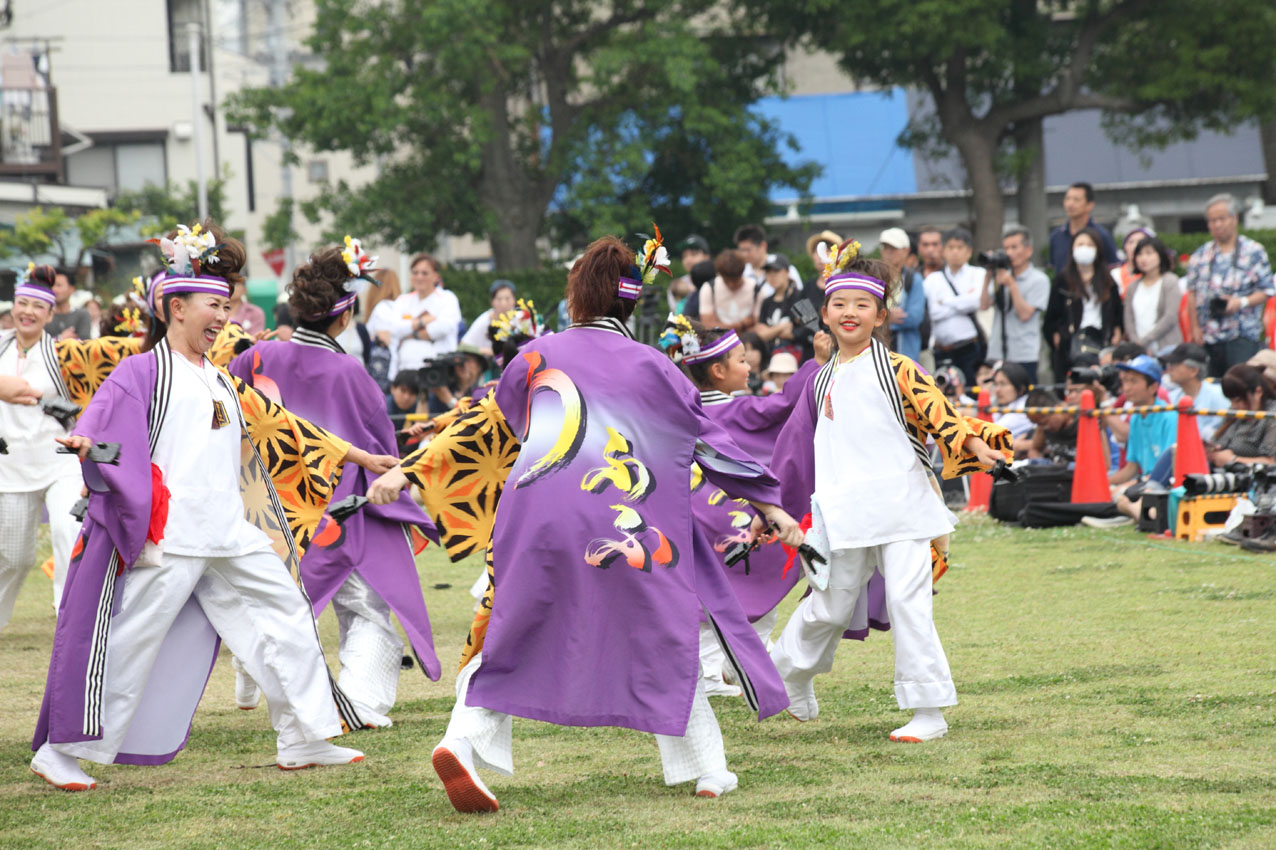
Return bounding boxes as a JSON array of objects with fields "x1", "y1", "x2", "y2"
[{"x1": 2, "y1": 516, "x2": 1274, "y2": 849}]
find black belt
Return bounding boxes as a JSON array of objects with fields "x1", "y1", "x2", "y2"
[{"x1": 935, "y1": 337, "x2": 978, "y2": 352}]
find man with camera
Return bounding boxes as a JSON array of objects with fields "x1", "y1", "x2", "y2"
[
  {"x1": 1183, "y1": 193, "x2": 1275, "y2": 377},
  {"x1": 979, "y1": 225, "x2": 1051, "y2": 384},
  {"x1": 423, "y1": 348, "x2": 489, "y2": 415}
]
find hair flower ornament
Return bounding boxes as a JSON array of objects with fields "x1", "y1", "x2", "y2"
[
  {"x1": 817, "y1": 239, "x2": 860, "y2": 280},
  {"x1": 341, "y1": 235, "x2": 379, "y2": 290},
  {"x1": 114, "y1": 307, "x2": 145, "y2": 336},
  {"x1": 492, "y1": 298, "x2": 544, "y2": 342},
  {"x1": 146, "y1": 223, "x2": 223, "y2": 277},
  {"x1": 658, "y1": 312, "x2": 700, "y2": 360},
  {"x1": 619, "y1": 222, "x2": 672, "y2": 300}
]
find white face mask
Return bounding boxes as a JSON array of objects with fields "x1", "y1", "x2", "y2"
[{"x1": 1073, "y1": 245, "x2": 1097, "y2": 266}]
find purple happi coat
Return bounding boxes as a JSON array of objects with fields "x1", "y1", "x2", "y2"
[
  {"x1": 771, "y1": 361, "x2": 889, "y2": 640},
  {"x1": 692, "y1": 359, "x2": 818, "y2": 621},
  {"x1": 467, "y1": 318, "x2": 789, "y2": 736},
  {"x1": 228, "y1": 330, "x2": 441, "y2": 680},
  {"x1": 33, "y1": 341, "x2": 367, "y2": 764}
]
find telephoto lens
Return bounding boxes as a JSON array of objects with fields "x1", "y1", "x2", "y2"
[{"x1": 1182, "y1": 471, "x2": 1253, "y2": 496}]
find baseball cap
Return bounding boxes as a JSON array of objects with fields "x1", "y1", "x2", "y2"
[
  {"x1": 762, "y1": 253, "x2": 790, "y2": 272},
  {"x1": 768, "y1": 351, "x2": 799, "y2": 375},
  {"x1": 878, "y1": 227, "x2": 911, "y2": 250},
  {"x1": 1115, "y1": 353, "x2": 1162, "y2": 384},
  {"x1": 488, "y1": 279, "x2": 516, "y2": 296},
  {"x1": 680, "y1": 235, "x2": 710, "y2": 255}
]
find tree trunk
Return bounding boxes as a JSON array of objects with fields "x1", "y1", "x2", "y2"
[
  {"x1": 1014, "y1": 117, "x2": 1048, "y2": 251},
  {"x1": 950, "y1": 130, "x2": 1004, "y2": 251},
  {"x1": 475, "y1": 87, "x2": 547, "y2": 271},
  {"x1": 1260, "y1": 119, "x2": 1276, "y2": 205}
]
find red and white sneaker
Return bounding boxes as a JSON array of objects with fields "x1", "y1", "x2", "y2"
[
  {"x1": 432, "y1": 737, "x2": 499, "y2": 813},
  {"x1": 889, "y1": 708, "x2": 948, "y2": 743},
  {"x1": 694, "y1": 770, "x2": 738, "y2": 798},
  {"x1": 276, "y1": 740, "x2": 365, "y2": 770}
]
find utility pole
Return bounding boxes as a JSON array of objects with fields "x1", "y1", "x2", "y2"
[
  {"x1": 187, "y1": 22, "x2": 209, "y2": 221},
  {"x1": 269, "y1": 0, "x2": 294, "y2": 278}
]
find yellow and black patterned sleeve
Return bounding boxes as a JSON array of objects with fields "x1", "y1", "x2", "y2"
[
  {"x1": 231, "y1": 374, "x2": 352, "y2": 534},
  {"x1": 401, "y1": 391, "x2": 520, "y2": 562},
  {"x1": 56, "y1": 336, "x2": 144, "y2": 409},
  {"x1": 893, "y1": 354, "x2": 1012, "y2": 478}
]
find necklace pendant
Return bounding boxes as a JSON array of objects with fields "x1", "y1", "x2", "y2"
[
  {"x1": 211, "y1": 399, "x2": 230, "y2": 429},
  {"x1": 823, "y1": 391, "x2": 835, "y2": 420}
]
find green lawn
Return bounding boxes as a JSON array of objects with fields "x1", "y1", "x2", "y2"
[{"x1": 2, "y1": 516, "x2": 1274, "y2": 849}]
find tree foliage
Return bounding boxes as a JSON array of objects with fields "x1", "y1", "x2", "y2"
[
  {"x1": 739, "y1": 0, "x2": 1276, "y2": 248},
  {"x1": 228, "y1": 0, "x2": 817, "y2": 269},
  {"x1": 0, "y1": 205, "x2": 138, "y2": 270},
  {"x1": 114, "y1": 178, "x2": 230, "y2": 237}
]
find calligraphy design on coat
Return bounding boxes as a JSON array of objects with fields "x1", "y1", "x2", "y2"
[
  {"x1": 580, "y1": 427, "x2": 677, "y2": 571},
  {"x1": 691, "y1": 462, "x2": 752, "y2": 552}
]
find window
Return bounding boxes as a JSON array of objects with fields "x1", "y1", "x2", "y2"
[
  {"x1": 307, "y1": 159, "x2": 329, "y2": 183},
  {"x1": 66, "y1": 140, "x2": 167, "y2": 196},
  {"x1": 167, "y1": 0, "x2": 207, "y2": 73}
]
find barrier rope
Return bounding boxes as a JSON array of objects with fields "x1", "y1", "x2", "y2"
[{"x1": 957, "y1": 404, "x2": 1276, "y2": 420}]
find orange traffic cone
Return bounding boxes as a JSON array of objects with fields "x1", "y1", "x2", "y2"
[
  {"x1": 965, "y1": 386, "x2": 994, "y2": 512},
  {"x1": 1071, "y1": 389, "x2": 1111, "y2": 503},
  {"x1": 1172, "y1": 396, "x2": 1210, "y2": 487}
]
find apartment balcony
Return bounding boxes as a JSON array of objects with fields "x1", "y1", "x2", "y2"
[{"x1": 0, "y1": 85, "x2": 62, "y2": 181}]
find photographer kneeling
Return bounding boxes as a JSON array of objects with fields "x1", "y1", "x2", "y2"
[
  {"x1": 423, "y1": 348, "x2": 489, "y2": 415},
  {"x1": 979, "y1": 225, "x2": 1050, "y2": 385}
]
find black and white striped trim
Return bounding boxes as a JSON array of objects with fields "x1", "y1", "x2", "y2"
[
  {"x1": 568, "y1": 316, "x2": 634, "y2": 339},
  {"x1": 870, "y1": 339, "x2": 931, "y2": 469},
  {"x1": 811, "y1": 358, "x2": 836, "y2": 417},
  {"x1": 38, "y1": 333, "x2": 72, "y2": 404},
  {"x1": 291, "y1": 328, "x2": 345, "y2": 354},
  {"x1": 706, "y1": 612, "x2": 759, "y2": 713},
  {"x1": 699, "y1": 390, "x2": 731, "y2": 407},
  {"x1": 82, "y1": 549, "x2": 120, "y2": 736},
  {"x1": 148, "y1": 339, "x2": 174, "y2": 454}
]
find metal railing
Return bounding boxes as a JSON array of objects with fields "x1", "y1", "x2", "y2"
[{"x1": 0, "y1": 85, "x2": 61, "y2": 178}]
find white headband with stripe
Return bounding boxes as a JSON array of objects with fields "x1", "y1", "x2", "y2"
[
  {"x1": 824, "y1": 271, "x2": 886, "y2": 300},
  {"x1": 683, "y1": 330, "x2": 741, "y2": 364}
]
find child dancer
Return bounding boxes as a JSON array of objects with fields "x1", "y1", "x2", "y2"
[
  {"x1": 227, "y1": 240, "x2": 441, "y2": 723},
  {"x1": 370, "y1": 232, "x2": 803, "y2": 811},
  {"x1": 662, "y1": 316, "x2": 826, "y2": 696},
  {"x1": 769, "y1": 241, "x2": 1009, "y2": 742},
  {"x1": 31, "y1": 226, "x2": 393, "y2": 791}
]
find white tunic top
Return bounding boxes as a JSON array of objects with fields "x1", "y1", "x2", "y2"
[
  {"x1": 0, "y1": 337, "x2": 80, "y2": 492},
  {"x1": 813, "y1": 349, "x2": 954, "y2": 551},
  {"x1": 151, "y1": 354, "x2": 271, "y2": 557},
  {"x1": 387, "y1": 288, "x2": 462, "y2": 371}
]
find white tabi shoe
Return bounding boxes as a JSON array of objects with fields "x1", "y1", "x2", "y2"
[
  {"x1": 276, "y1": 740, "x2": 365, "y2": 770},
  {"x1": 232, "y1": 658, "x2": 260, "y2": 710},
  {"x1": 31, "y1": 743, "x2": 97, "y2": 792},
  {"x1": 702, "y1": 676, "x2": 742, "y2": 698},
  {"x1": 694, "y1": 770, "x2": 739, "y2": 798},
  {"x1": 432, "y1": 736, "x2": 499, "y2": 813},
  {"x1": 889, "y1": 708, "x2": 948, "y2": 743},
  {"x1": 782, "y1": 678, "x2": 819, "y2": 722}
]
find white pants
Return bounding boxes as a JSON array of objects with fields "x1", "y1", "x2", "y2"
[
  {"x1": 331, "y1": 570, "x2": 403, "y2": 715},
  {"x1": 770, "y1": 538, "x2": 956, "y2": 709},
  {"x1": 54, "y1": 549, "x2": 343, "y2": 765},
  {"x1": 0, "y1": 476, "x2": 81, "y2": 629},
  {"x1": 445, "y1": 654, "x2": 727, "y2": 786},
  {"x1": 698, "y1": 607, "x2": 779, "y2": 683}
]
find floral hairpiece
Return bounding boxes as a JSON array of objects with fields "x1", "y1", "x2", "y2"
[
  {"x1": 132, "y1": 275, "x2": 147, "y2": 298},
  {"x1": 657, "y1": 312, "x2": 699, "y2": 358},
  {"x1": 817, "y1": 239, "x2": 860, "y2": 279},
  {"x1": 341, "y1": 235, "x2": 379, "y2": 290},
  {"x1": 147, "y1": 223, "x2": 224, "y2": 277},
  {"x1": 492, "y1": 298, "x2": 543, "y2": 342},
  {"x1": 114, "y1": 307, "x2": 145, "y2": 336},
  {"x1": 635, "y1": 222, "x2": 672, "y2": 286},
  {"x1": 17, "y1": 261, "x2": 35, "y2": 286}
]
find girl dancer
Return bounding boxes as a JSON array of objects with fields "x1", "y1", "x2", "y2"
[
  {"x1": 228, "y1": 239, "x2": 441, "y2": 723},
  {"x1": 662, "y1": 315, "x2": 826, "y2": 696},
  {"x1": 768, "y1": 241, "x2": 1010, "y2": 742},
  {"x1": 31, "y1": 226, "x2": 394, "y2": 791},
  {"x1": 370, "y1": 232, "x2": 803, "y2": 811}
]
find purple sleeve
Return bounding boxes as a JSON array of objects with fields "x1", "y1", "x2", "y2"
[
  {"x1": 686, "y1": 381, "x2": 782, "y2": 506},
  {"x1": 770, "y1": 370, "x2": 817, "y2": 519}
]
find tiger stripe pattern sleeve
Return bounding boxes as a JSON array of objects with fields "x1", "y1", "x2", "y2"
[
  {"x1": 401, "y1": 392, "x2": 521, "y2": 562},
  {"x1": 208, "y1": 323, "x2": 254, "y2": 367},
  {"x1": 56, "y1": 336, "x2": 144, "y2": 409},
  {"x1": 891, "y1": 353, "x2": 1012, "y2": 479}
]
